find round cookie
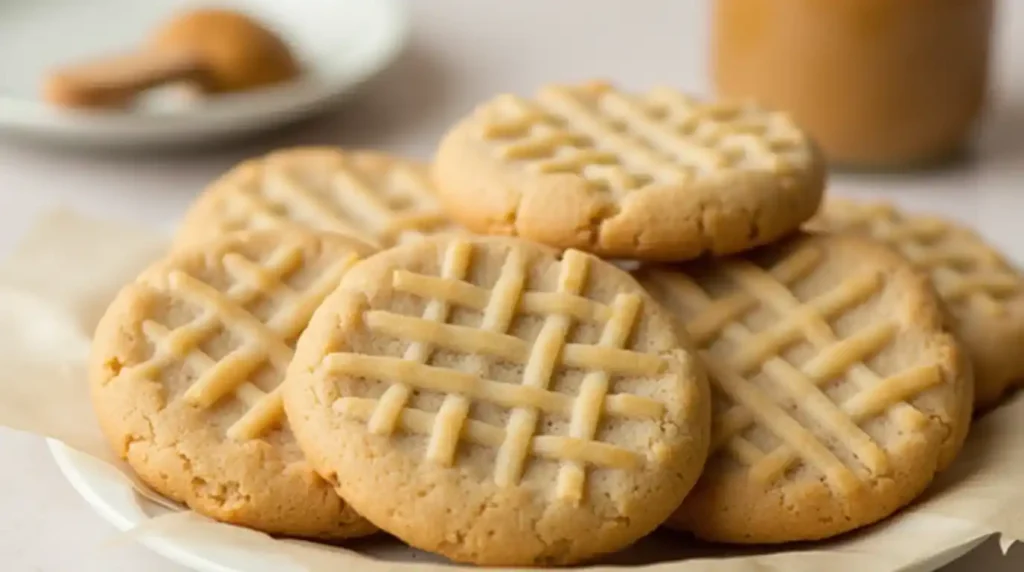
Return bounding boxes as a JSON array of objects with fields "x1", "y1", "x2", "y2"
[
  {"x1": 176, "y1": 147, "x2": 459, "y2": 249},
  {"x1": 283, "y1": 234, "x2": 710, "y2": 566},
  {"x1": 433, "y1": 81, "x2": 825, "y2": 261},
  {"x1": 636, "y1": 233, "x2": 972, "y2": 544},
  {"x1": 807, "y1": 198, "x2": 1024, "y2": 411},
  {"x1": 90, "y1": 229, "x2": 378, "y2": 539}
]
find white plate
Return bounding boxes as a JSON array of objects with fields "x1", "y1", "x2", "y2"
[
  {"x1": 0, "y1": 0, "x2": 408, "y2": 148},
  {"x1": 48, "y1": 438, "x2": 989, "y2": 572},
  {"x1": 48, "y1": 439, "x2": 299, "y2": 572}
]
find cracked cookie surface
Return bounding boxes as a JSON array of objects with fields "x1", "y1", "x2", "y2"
[
  {"x1": 433, "y1": 81, "x2": 825, "y2": 261},
  {"x1": 283, "y1": 234, "x2": 710, "y2": 566},
  {"x1": 89, "y1": 229, "x2": 378, "y2": 539},
  {"x1": 636, "y1": 233, "x2": 972, "y2": 543}
]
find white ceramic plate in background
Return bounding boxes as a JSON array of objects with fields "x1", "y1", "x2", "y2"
[
  {"x1": 48, "y1": 439, "x2": 990, "y2": 572},
  {"x1": 0, "y1": 0, "x2": 409, "y2": 148}
]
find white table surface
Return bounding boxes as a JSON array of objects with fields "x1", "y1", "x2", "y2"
[{"x1": 1, "y1": 1, "x2": 1023, "y2": 570}]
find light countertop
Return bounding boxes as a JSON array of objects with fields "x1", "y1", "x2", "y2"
[{"x1": 1, "y1": 1, "x2": 1022, "y2": 570}]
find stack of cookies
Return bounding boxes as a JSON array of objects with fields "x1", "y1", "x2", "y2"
[{"x1": 89, "y1": 81, "x2": 1024, "y2": 567}]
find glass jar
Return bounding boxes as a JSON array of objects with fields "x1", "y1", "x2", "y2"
[{"x1": 711, "y1": 0, "x2": 995, "y2": 170}]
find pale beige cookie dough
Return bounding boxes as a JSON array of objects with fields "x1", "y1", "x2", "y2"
[
  {"x1": 283, "y1": 234, "x2": 710, "y2": 566},
  {"x1": 433, "y1": 81, "x2": 825, "y2": 261},
  {"x1": 90, "y1": 229, "x2": 378, "y2": 539},
  {"x1": 176, "y1": 147, "x2": 459, "y2": 249},
  {"x1": 637, "y1": 233, "x2": 972, "y2": 544},
  {"x1": 807, "y1": 197, "x2": 1024, "y2": 411}
]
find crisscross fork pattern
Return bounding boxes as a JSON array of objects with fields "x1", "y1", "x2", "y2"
[
  {"x1": 117, "y1": 241, "x2": 360, "y2": 441},
  {"x1": 327, "y1": 240, "x2": 669, "y2": 503},
  {"x1": 226, "y1": 160, "x2": 450, "y2": 247},
  {"x1": 821, "y1": 203, "x2": 1020, "y2": 316},
  {"x1": 478, "y1": 85, "x2": 808, "y2": 196},
  {"x1": 646, "y1": 245, "x2": 944, "y2": 495}
]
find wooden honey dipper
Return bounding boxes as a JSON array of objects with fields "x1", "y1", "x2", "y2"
[{"x1": 43, "y1": 8, "x2": 301, "y2": 109}]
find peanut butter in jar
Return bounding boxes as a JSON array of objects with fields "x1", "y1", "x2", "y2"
[{"x1": 712, "y1": 0, "x2": 995, "y2": 170}]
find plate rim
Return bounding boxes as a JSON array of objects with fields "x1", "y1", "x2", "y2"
[
  {"x1": 48, "y1": 438, "x2": 239, "y2": 572},
  {"x1": 0, "y1": 0, "x2": 410, "y2": 145},
  {"x1": 47, "y1": 438, "x2": 992, "y2": 572}
]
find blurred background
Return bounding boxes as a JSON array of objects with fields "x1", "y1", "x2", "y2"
[
  {"x1": 1, "y1": 0, "x2": 1023, "y2": 570},
  {"x1": 0, "y1": 0, "x2": 1022, "y2": 258}
]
